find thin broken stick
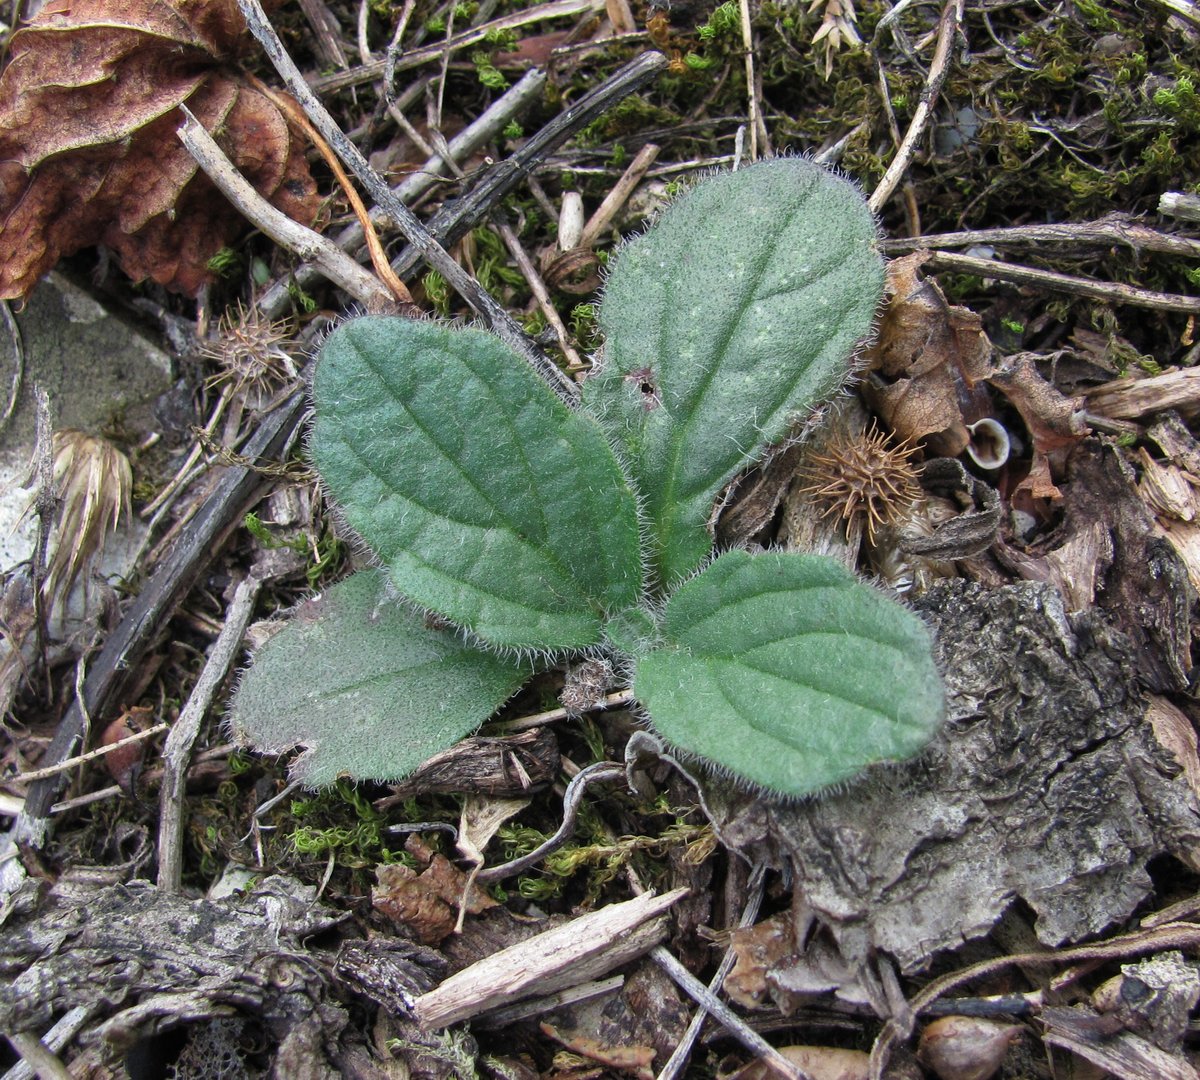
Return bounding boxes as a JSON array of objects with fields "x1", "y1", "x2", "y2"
[
  {"x1": 176, "y1": 109, "x2": 394, "y2": 309},
  {"x1": 656, "y1": 863, "x2": 768, "y2": 1080},
  {"x1": 412, "y1": 887, "x2": 689, "y2": 1028},
  {"x1": 926, "y1": 249, "x2": 1200, "y2": 314},
  {"x1": 578, "y1": 142, "x2": 661, "y2": 249},
  {"x1": 868, "y1": 0, "x2": 963, "y2": 214},
  {"x1": 158, "y1": 575, "x2": 264, "y2": 893},
  {"x1": 249, "y1": 76, "x2": 413, "y2": 305},
  {"x1": 236, "y1": 0, "x2": 576, "y2": 401},
  {"x1": 14, "y1": 722, "x2": 169, "y2": 783}
]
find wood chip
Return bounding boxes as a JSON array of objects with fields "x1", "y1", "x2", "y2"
[{"x1": 412, "y1": 887, "x2": 688, "y2": 1028}]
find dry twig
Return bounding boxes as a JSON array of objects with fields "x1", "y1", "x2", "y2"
[
  {"x1": 868, "y1": 922, "x2": 1200, "y2": 1079},
  {"x1": 157, "y1": 575, "x2": 264, "y2": 892},
  {"x1": 176, "y1": 109, "x2": 395, "y2": 309},
  {"x1": 412, "y1": 887, "x2": 689, "y2": 1028},
  {"x1": 313, "y1": 0, "x2": 604, "y2": 94},
  {"x1": 656, "y1": 864, "x2": 767, "y2": 1080},
  {"x1": 925, "y1": 249, "x2": 1200, "y2": 314},
  {"x1": 881, "y1": 214, "x2": 1200, "y2": 259},
  {"x1": 868, "y1": 0, "x2": 963, "y2": 215},
  {"x1": 493, "y1": 219, "x2": 583, "y2": 369},
  {"x1": 579, "y1": 142, "x2": 661, "y2": 249},
  {"x1": 236, "y1": 0, "x2": 576, "y2": 400}
]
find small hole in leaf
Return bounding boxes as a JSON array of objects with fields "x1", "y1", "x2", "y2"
[{"x1": 625, "y1": 367, "x2": 660, "y2": 411}]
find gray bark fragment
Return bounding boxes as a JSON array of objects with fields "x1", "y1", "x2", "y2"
[
  {"x1": 705, "y1": 580, "x2": 1200, "y2": 973},
  {"x1": 0, "y1": 875, "x2": 444, "y2": 1072}
]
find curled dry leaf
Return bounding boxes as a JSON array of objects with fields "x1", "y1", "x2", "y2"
[
  {"x1": 862, "y1": 252, "x2": 994, "y2": 458},
  {"x1": 725, "y1": 912, "x2": 798, "y2": 1009},
  {"x1": 988, "y1": 351, "x2": 1090, "y2": 502},
  {"x1": 539, "y1": 1022, "x2": 656, "y2": 1080},
  {"x1": 0, "y1": 0, "x2": 322, "y2": 298},
  {"x1": 372, "y1": 835, "x2": 498, "y2": 946}
]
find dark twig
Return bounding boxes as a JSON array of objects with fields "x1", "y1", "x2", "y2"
[
  {"x1": 924, "y1": 250, "x2": 1200, "y2": 313},
  {"x1": 257, "y1": 68, "x2": 546, "y2": 321},
  {"x1": 868, "y1": 922, "x2": 1200, "y2": 1079},
  {"x1": 3, "y1": 390, "x2": 305, "y2": 857},
  {"x1": 236, "y1": 0, "x2": 578, "y2": 401},
  {"x1": 312, "y1": 0, "x2": 602, "y2": 94},
  {"x1": 387, "y1": 51, "x2": 669, "y2": 280},
  {"x1": 475, "y1": 762, "x2": 626, "y2": 883},
  {"x1": 880, "y1": 214, "x2": 1200, "y2": 259}
]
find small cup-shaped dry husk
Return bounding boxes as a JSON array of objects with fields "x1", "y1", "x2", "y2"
[{"x1": 917, "y1": 1016, "x2": 1022, "y2": 1080}]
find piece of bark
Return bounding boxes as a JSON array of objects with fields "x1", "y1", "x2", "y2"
[
  {"x1": 374, "y1": 727, "x2": 560, "y2": 806},
  {"x1": 0, "y1": 875, "x2": 449, "y2": 1073},
  {"x1": 1147, "y1": 412, "x2": 1200, "y2": 475},
  {"x1": 1085, "y1": 368, "x2": 1200, "y2": 420},
  {"x1": 1091, "y1": 951, "x2": 1200, "y2": 1051},
  {"x1": 995, "y1": 441, "x2": 1193, "y2": 688},
  {"x1": 1041, "y1": 1005, "x2": 1199, "y2": 1080},
  {"x1": 716, "y1": 443, "x2": 804, "y2": 549},
  {"x1": 701, "y1": 580, "x2": 1200, "y2": 976},
  {"x1": 1063, "y1": 443, "x2": 1194, "y2": 691},
  {"x1": 994, "y1": 521, "x2": 1113, "y2": 613},
  {"x1": 412, "y1": 887, "x2": 689, "y2": 1028},
  {"x1": 1145, "y1": 697, "x2": 1200, "y2": 803}
]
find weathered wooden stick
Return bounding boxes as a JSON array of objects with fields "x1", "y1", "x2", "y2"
[{"x1": 412, "y1": 887, "x2": 688, "y2": 1028}]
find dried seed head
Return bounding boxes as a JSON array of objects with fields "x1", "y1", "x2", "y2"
[
  {"x1": 560, "y1": 657, "x2": 614, "y2": 717},
  {"x1": 200, "y1": 301, "x2": 298, "y2": 391},
  {"x1": 30, "y1": 430, "x2": 132, "y2": 612},
  {"x1": 798, "y1": 422, "x2": 921, "y2": 542}
]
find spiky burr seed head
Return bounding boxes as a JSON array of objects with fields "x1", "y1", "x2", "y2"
[
  {"x1": 799, "y1": 422, "x2": 922, "y2": 542},
  {"x1": 199, "y1": 301, "x2": 298, "y2": 391}
]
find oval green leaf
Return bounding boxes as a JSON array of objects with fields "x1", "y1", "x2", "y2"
[
  {"x1": 633, "y1": 550, "x2": 944, "y2": 796},
  {"x1": 313, "y1": 317, "x2": 643, "y2": 651},
  {"x1": 228, "y1": 571, "x2": 530, "y2": 786},
  {"x1": 584, "y1": 158, "x2": 885, "y2": 587}
]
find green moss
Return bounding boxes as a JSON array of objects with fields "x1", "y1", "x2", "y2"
[
  {"x1": 574, "y1": 96, "x2": 681, "y2": 148},
  {"x1": 699, "y1": 2, "x2": 741, "y2": 41},
  {"x1": 422, "y1": 269, "x2": 450, "y2": 315},
  {"x1": 1072, "y1": 0, "x2": 1119, "y2": 31},
  {"x1": 1154, "y1": 73, "x2": 1200, "y2": 131},
  {"x1": 471, "y1": 50, "x2": 508, "y2": 89}
]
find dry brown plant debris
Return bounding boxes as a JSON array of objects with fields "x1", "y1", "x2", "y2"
[
  {"x1": 3, "y1": 0, "x2": 1200, "y2": 1076},
  {"x1": 0, "y1": 0, "x2": 321, "y2": 297}
]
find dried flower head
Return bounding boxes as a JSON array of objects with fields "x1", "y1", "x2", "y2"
[
  {"x1": 799, "y1": 422, "x2": 921, "y2": 542},
  {"x1": 200, "y1": 301, "x2": 298, "y2": 392},
  {"x1": 810, "y1": 0, "x2": 862, "y2": 78},
  {"x1": 33, "y1": 430, "x2": 132, "y2": 612}
]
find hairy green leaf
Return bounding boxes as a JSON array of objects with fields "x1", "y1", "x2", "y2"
[
  {"x1": 633, "y1": 550, "x2": 944, "y2": 796},
  {"x1": 228, "y1": 572, "x2": 529, "y2": 786},
  {"x1": 584, "y1": 158, "x2": 885, "y2": 586},
  {"x1": 314, "y1": 317, "x2": 643, "y2": 650}
]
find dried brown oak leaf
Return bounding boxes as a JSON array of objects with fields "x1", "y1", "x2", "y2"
[
  {"x1": 373, "y1": 836, "x2": 498, "y2": 946},
  {"x1": 861, "y1": 252, "x2": 994, "y2": 457},
  {"x1": 0, "y1": 0, "x2": 321, "y2": 298}
]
